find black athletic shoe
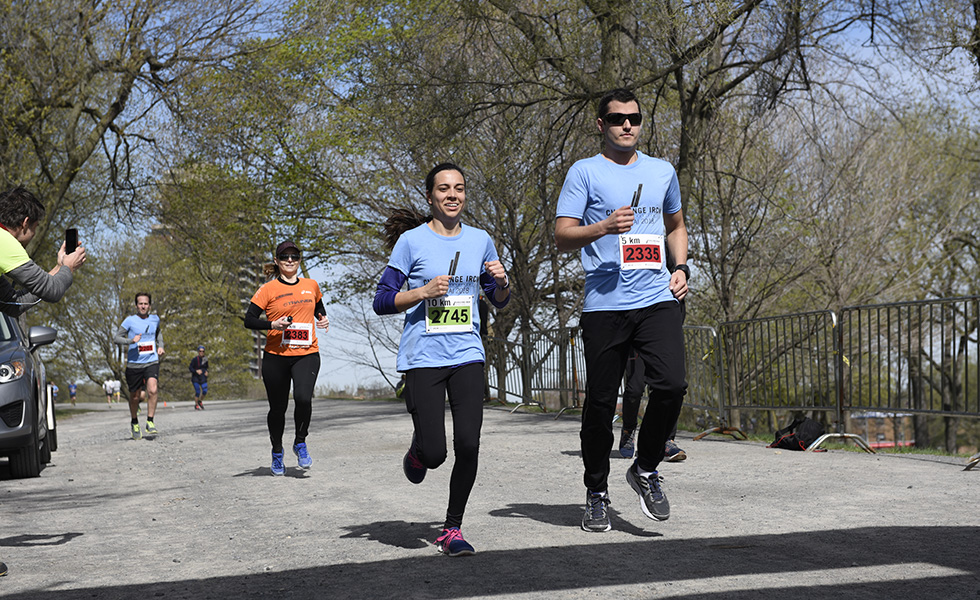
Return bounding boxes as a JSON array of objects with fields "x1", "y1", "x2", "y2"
[
  {"x1": 619, "y1": 427, "x2": 636, "y2": 459},
  {"x1": 581, "y1": 491, "x2": 612, "y2": 532},
  {"x1": 402, "y1": 435, "x2": 427, "y2": 484},
  {"x1": 626, "y1": 463, "x2": 670, "y2": 521},
  {"x1": 0, "y1": 561, "x2": 7, "y2": 577}
]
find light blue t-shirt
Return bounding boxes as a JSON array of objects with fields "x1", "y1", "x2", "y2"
[
  {"x1": 556, "y1": 151, "x2": 682, "y2": 312},
  {"x1": 388, "y1": 223, "x2": 499, "y2": 371},
  {"x1": 120, "y1": 314, "x2": 162, "y2": 365}
]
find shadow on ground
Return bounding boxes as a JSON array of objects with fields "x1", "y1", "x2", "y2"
[{"x1": 7, "y1": 526, "x2": 978, "y2": 599}]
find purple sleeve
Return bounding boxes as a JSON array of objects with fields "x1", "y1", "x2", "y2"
[
  {"x1": 481, "y1": 272, "x2": 510, "y2": 309},
  {"x1": 373, "y1": 267, "x2": 408, "y2": 315}
]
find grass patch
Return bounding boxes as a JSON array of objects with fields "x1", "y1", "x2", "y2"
[{"x1": 55, "y1": 408, "x2": 98, "y2": 420}]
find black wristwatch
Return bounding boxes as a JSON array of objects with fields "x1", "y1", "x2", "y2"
[{"x1": 674, "y1": 264, "x2": 690, "y2": 281}]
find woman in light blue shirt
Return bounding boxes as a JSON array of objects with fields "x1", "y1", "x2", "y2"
[{"x1": 374, "y1": 163, "x2": 510, "y2": 556}]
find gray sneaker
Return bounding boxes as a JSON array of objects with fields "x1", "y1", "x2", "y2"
[
  {"x1": 581, "y1": 491, "x2": 612, "y2": 532},
  {"x1": 626, "y1": 463, "x2": 669, "y2": 521}
]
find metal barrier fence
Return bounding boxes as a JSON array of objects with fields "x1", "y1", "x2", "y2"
[
  {"x1": 719, "y1": 310, "x2": 840, "y2": 428},
  {"x1": 839, "y1": 297, "x2": 980, "y2": 417},
  {"x1": 682, "y1": 325, "x2": 745, "y2": 439},
  {"x1": 485, "y1": 328, "x2": 586, "y2": 414},
  {"x1": 839, "y1": 297, "x2": 980, "y2": 459},
  {"x1": 681, "y1": 326, "x2": 725, "y2": 414},
  {"x1": 484, "y1": 336, "x2": 526, "y2": 405},
  {"x1": 484, "y1": 296, "x2": 980, "y2": 462},
  {"x1": 485, "y1": 325, "x2": 722, "y2": 419},
  {"x1": 714, "y1": 309, "x2": 873, "y2": 452}
]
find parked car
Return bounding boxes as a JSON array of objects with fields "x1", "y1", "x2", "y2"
[{"x1": 0, "y1": 312, "x2": 57, "y2": 478}]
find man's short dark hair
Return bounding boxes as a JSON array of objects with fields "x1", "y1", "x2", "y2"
[
  {"x1": 135, "y1": 292, "x2": 152, "y2": 305},
  {"x1": 0, "y1": 187, "x2": 45, "y2": 230},
  {"x1": 597, "y1": 88, "x2": 640, "y2": 119}
]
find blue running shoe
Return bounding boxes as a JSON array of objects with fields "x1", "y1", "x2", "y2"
[
  {"x1": 619, "y1": 427, "x2": 636, "y2": 459},
  {"x1": 293, "y1": 443, "x2": 312, "y2": 469},
  {"x1": 434, "y1": 528, "x2": 475, "y2": 556},
  {"x1": 403, "y1": 435, "x2": 427, "y2": 484},
  {"x1": 664, "y1": 439, "x2": 687, "y2": 462},
  {"x1": 271, "y1": 451, "x2": 285, "y2": 476}
]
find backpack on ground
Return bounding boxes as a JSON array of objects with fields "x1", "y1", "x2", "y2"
[{"x1": 768, "y1": 417, "x2": 825, "y2": 451}]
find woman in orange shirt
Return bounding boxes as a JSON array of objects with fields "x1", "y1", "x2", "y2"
[{"x1": 245, "y1": 240, "x2": 329, "y2": 476}]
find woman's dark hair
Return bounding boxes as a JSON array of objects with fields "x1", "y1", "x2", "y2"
[
  {"x1": 424, "y1": 162, "x2": 465, "y2": 195},
  {"x1": 383, "y1": 207, "x2": 431, "y2": 250},
  {"x1": 384, "y1": 163, "x2": 466, "y2": 249}
]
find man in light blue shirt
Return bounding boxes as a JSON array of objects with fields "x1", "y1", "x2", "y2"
[
  {"x1": 556, "y1": 88, "x2": 690, "y2": 533},
  {"x1": 114, "y1": 293, "x2": 165, "y2": 439}
]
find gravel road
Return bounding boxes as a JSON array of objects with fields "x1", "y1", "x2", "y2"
[{"x1": 1, "y1": 398, "x2": 977, "y2": 599}]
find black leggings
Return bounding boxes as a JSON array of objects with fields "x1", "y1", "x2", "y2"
[
  {"x1": 262, "y1": 351, "x2": 320, "y2": 453},
  {"x1": 404, "y1": 362, "x2": 484, "y2": 530}
]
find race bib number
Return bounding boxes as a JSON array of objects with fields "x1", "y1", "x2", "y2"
[
  {"x1": 282, "y1": 322, "x2": 313, "y2": 347},
  {"x1": 425, "y1": 295, "x2": 473, "y2": 334},
  {"x1": 137, "y1": 340, "x2": 156, "y2": 356},
  {"x1": 620, "y1": 234, "x2": 664, "y2": 271}
]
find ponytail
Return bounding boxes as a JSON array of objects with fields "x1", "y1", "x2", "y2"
[{"x1": 383, "y1": 207, "x2": 431, "y2": 249}]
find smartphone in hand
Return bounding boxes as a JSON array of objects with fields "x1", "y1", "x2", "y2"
[{"x1": 65, "y1": 228, "x2": 78, "y2": 254}]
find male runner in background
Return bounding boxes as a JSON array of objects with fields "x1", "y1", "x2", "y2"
[
  {"x1": 114, "y1": 293, "x2": 165, "y2": 439},
  {"x1": 189, "y1": 344, "x2": 209, "y2": 410}
]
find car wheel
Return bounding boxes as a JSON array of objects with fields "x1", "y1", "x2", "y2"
[{"x1": 8, "y1": 423, "x2": 41, "y2": 478}]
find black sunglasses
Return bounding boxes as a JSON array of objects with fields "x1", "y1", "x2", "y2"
[
  {"x1": 602, "y1": 112, "x2": 642, "y2": 126},
  {"x1": 277, "y1": 254, "x2": 301, "y2": 262}
]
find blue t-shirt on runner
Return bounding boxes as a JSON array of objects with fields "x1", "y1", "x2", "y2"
[
  {"x1": 388, "y1": 223, "x2": 499, "y2": 371},
  {"x1": 120, "y1": 314, "x2": 162, "y2": 365},
  {"x1": 556, "y1": 151, "x2": 682, "y2": 312}
]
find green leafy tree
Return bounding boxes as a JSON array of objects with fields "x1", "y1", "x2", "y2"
[
  {"x1": 0, "y1": 0, "x2": 287, "y2": 257},
  {"x1": 37, "y1": 167, "x2": 269, "y2": 400}
]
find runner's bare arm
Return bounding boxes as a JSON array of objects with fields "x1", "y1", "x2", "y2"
[{"x1": 555, "y1": 208, "x2": 635, "y2": 252}]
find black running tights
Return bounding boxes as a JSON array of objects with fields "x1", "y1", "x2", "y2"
[
  {"x1": 262, "y1": 351, "x2": 320, "y2": 453},
  {"x1": 404, "y1": 362, "x2": 484, "y2": 530}
]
